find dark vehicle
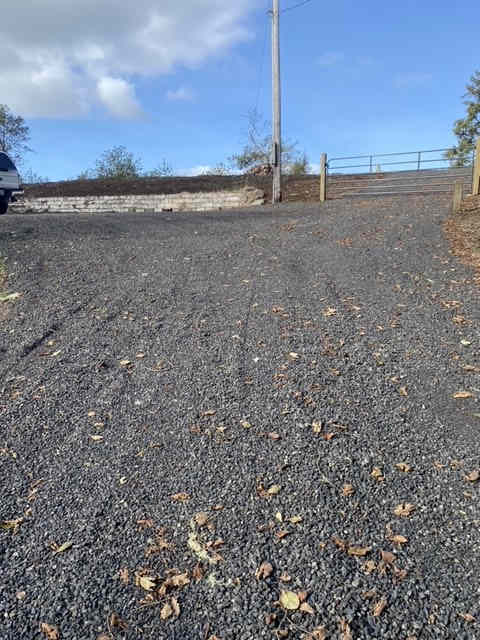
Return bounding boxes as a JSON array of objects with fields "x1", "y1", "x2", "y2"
[{"x1": 0, "y1": 152, "x2": 21, "y2": 214}]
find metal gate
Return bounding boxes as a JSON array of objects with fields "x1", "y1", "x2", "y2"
[{"x1": 326, "y1": 148, "x2": 473, "y2": 199}]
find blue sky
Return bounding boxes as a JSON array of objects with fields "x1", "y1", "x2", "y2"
[{"x1": 2, "y1": 0, "x2": 479, "y2": 180}]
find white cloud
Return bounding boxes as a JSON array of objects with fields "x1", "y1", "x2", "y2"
[
  {"x1": 317, "y1": 52, "x2": 345, "y2": 66},
  {"x1": 0, "y1": 0, "x2": 259, "y2": 119},
  {"x1": 393, "y1": 72, "x2": 433, "y2": 89},
  {"x1": 97, "y1": 77, "x2": 142, "y2": 119},
  {"x1": 166, "y1": 87, "x2": 195, "y2": 102}
]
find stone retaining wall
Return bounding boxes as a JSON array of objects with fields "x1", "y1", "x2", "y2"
[{"x1": 10, "y1": 186, "x2": 265, "y2": 214}]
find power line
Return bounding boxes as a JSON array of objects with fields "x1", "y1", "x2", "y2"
[{"x1": 282, "y1": 0, "x2": 314, "y2": 13}]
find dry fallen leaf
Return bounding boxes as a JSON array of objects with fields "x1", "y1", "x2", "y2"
[
  {"x1": 194, "y1": 512, "x2": 209, "y2": 527},
  {"x1": 90, "y1": 435, "x2": 103, "y2": 441},
  {"x1": 171, "y1": 493, "x2": 191, "y2": 502},
  {"x1": 361, "y1": 589, "x2": 377, "y2": 600},
  {"x1": 465, "y1": 470, "x2": 480, "y2": 483},
  {"x1": 279, "y1": 590, "x2": 300, "y2": 610},
  {"x1": 300, "y1": 602, "x2": 315, "y2": 615},
  {"x1": 394, "y1": 503, "x2": 415, "y2": 517},
  {"x1": 288, "y1": 352, "x2": 300, "y2": 360},
  {"x1": 255, "y1": 561, "x2": 273, "y2": 580},
  {"x1": 279, "y1": 572, "x2": 291, "y2": 582},
  {"x1": 380, "y1": 550, "x2": 395, "y2": 565},
  {"x1": 119, "y1": 567, "x2": 129, "y2": 584},
  {"x1": 371, "y1": 467, "x2": 384, "y2": 481},
  {"x1": 119, "y1": 359, "x2": 132, "y2": 367},
  {"x1": 453, "y1": 391, "x2": 474, "y2": 399},
  {"x1": 171, "y1": 597, "x2": 180, "y2": 617},
  {"x1": 267, "y1": 484, "x2": 281, "y2": 495},
  {"x1": 169, "y1": 573, "x2": 190, "y2": 588},
  {"x1": 40, "y1": 623, "x2": 59, "y2": 640},
  {"x1": 332, "y1": 536, "x2": 347, "y2": 551},
  {"x1": 341, "y1": 484, "x2": 355, "y2": 497},
  {"x1": 395, "y1": 462, "x2": 413, "y2": 472},
  {"x1": 50, "y1": 541, "x2": 73, "y2": 554},
  {"x1": 459, "y1": 613, "x2": 475, "y2": 623},
  {"x1": 347, "y1": 545, "x2": 371, "y2": 557},
  {"x1": 391, "y1": 534, "x2": 408, "y2": 546},
  {"x1": 240, "y1": 420, "x2": 252, "y2": 429},
  {"x1": 202, "y1": 409, "x2": 216, "y2": 416},
  {"x1": 312, "y1": 420, "x2": 323, "y2": 433},
  {"x1": 136, "y1": 574, "x2": 156, "y2": 591},
  {"x1": 0, "y1": 517, "x2": 23, "y2": 534},
  {"x1": 309, "y1": 627, "x2": 328, "y2": 640},
  {"x1": 338, "y1": 618, "x2": 352, "y2": 640},
  {"x1": 160, "y1": 602, "x2": 173, "y2": 620},
  {"x1": 323, "y1": 307, "x2": 337, "y2": 317},
  {"x1": 399, "y1": 386, "x2": 408, "y2": 397},
  {"x1": 363, "y1": 560, "x2": 376, "y2": 574},
  {"x1": 372, "y1": 597, "x2": 387, "y2": 617},
  {"x1": 268, "y1": 432, "x2": 281, "y2": 440},
  {"x1": 109, "y1": 613, "x2": 127, "y2": 630},
  {"x1": 275, "y1": 529, "x2": 290, "y2": 540},
  {"x1": 288, "y1": 515, "x2": 303, "y2": 524}
]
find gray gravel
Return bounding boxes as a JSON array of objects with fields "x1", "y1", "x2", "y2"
[{"x1": 1, "y1": 195, "x2": 479, "y2": 640}]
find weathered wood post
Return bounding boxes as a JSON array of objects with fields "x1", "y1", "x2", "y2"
[
  {"x1": 453, "y1": 180, "x2": 463, "y2": 214},
  {"x1": 320, "y1": 153, "x2": 327, "y2": 202},
  {"x1": 473, "y1": 138, "x2": 480, "y2": 196}
]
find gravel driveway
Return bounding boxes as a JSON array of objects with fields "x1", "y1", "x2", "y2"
[{"x1": 1, "y1": 195, "x2": 479, "y2": 640}]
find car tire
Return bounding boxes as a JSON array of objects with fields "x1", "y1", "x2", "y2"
[{"x1": 0, "y1": 199, "x2": 8, "y2": 215}]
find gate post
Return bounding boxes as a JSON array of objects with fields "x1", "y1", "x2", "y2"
[
  {"x1": 473, "y1": 139, "x2": 480, "y2": 196},
  {"x1": 453, "y1": 180, "x2": 463, "y2": 213},
  {"x1": 320, "y1": 153, "x2": 327, "y2": 202}
]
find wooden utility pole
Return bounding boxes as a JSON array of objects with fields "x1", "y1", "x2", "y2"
[
  {"x1": 473, "y1": 138, "x2": 480, "y2": 196},
  {"x1": 272, "y1": 0, "x2": 282, "y2": 203}
]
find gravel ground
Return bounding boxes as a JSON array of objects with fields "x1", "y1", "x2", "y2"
[{"x1": 0, "y1": 195, "x2": 479, "y2": 640}]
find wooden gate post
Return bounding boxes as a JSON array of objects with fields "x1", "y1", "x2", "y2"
[
  {"x1": 453, "y1": 180, "x2": 463, "y2": 213},
  {"x1": 320, "y1": 153, "x2": 327, "y2": 202},
  {"x1": 473, "y1": 138, "x2": 480, "y2": 196}
]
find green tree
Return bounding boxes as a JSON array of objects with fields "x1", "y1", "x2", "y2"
[
  {"x1": 229, "y1": 108, "x2": 303, "y2": 173},
  {"x1": 445, "y1": 70, "x2": 480, "y2": 167},
  {"x1": 0, "y1": 104, "x2": 32, "y2": 165},
  {"x1": 92, "y1": 145, "x2": 143, "y2": 179}
]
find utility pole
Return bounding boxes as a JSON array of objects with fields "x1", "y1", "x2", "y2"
[{"x1": 272, "y1": 0, "x2": 282, "y2": 203}]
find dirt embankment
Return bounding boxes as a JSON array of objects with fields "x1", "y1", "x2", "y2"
[{"x1": 444, "y1": 194, "x2": 480, "y2": 283}]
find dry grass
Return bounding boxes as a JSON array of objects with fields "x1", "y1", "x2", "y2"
[{"x1": 443, "y1": 195, "x2": 480, "y2": 285}]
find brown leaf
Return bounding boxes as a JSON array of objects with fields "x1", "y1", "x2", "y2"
[
  {"x1": 40, "y1": 623, "x2": 59, "y2": 640},
  {"x1": 192, "y1": 563, "x2": 204, "y2": 582},
  {"x1": 160, "y1": 602, "x2": 173, "y2": 620},
  {"x1": 265, "y1": 613, "x2": 277, "y2": 625},
  {"x1": 395, "y1": 462, "x2": 413, "y2": 472},
  {"x1": 363, "y1": 560, "x2": 376, "y2": 574},
  {"x1": 347, "y1": 545, "x2": 371, "y2": 557},
  {"x1": 361, "y1": 589, "x2": 377, "y2": 600},
  {"x1": 332, "y1": 536, "x2": 347, "y2": 551},
  {"x1": 119, "y1": 567, "x2": 129, "y2": 584},
  {"x1": 50, "y1": 541, "x2": 73, "y2": 554},
  {"x1": 275, "y1": 529, "x2": 290, "y2": 540},
  {"x1": 267, "y1": 484, "x2": 281, "y2": 495},
  {"x1": 288, "y1": 515, "x2": 303, "y2": 524},
  {"x1": 312, "y1": 420, "x2": 323, "y2": 433},
  {"x1": 202, "y1": 409, "x2": 216, "y2": 416},
  {"x1": 297, "y1": 590, "x2": 308, "y2": 603},
  {"x1": 465, "y1": 470, "x2": 480, "y2": 483},
  {"x1": 109, "y1": 613, "x2": 127, "y2": 630},
  {"x1": 268, "y1": 432, "x2": 281, "y2": 440},
  {"x1": 459, "y1": 613, "x2": 476, "y2": 623},
  {"x1": 371, "y1": 467, "x2": 384, "y2": 481},
  {"x1": 338, "y1": 618, "x2": 352, "y2": 640},
  {"x1": 279, "y1": 572, "x2": 291, "y2": 582},
  {"x1": 171, "y1": 597, "x2": 180, "y2": 617},
  {"x1": 194, "y1": 512, "x2": 209, "y2": 527},
  {"x1": 341, "y1": 484, "x2": 355, "y2": 497},
  {"x1": 372, "y1": 597, "x2": 387, "y2": 617},
  {"x1": 310, "y1": 627, "x2": 328, "y2": 640},
  {"x1": 394, "y1": 502, "x2": 415, "y2": 517},
  {"x1": 240, "y1": 420, "x2": 252, "y2": 429},
  {"x1": 322, "y1": 432, "x2": 336, "y2": 441},
  {"x1": 380, "y1": 550, "x2": 395, "y2": 565},
  {"x1": 171, "y1": 492, "x2": 190, "y2": 502},
  {"x1": 453, "y1": 391, "x2": 474, "y2": 399},
  {"x1": 137, "y1": 518, "x2": 154, "y2": 529},
  {"x1": 169, "y1": 572, "x2": 190, "y2": 588},
  {"x1": 255, "y1": 561, "x2": 273, "y2": 580},
  {"x1": 299, "y1": 602, "x2": 315, "y2": 615},
  {"x1": 391, "y1": 534, "x2": 408, "y2": 546},
  {"x1": 135, "y1": 574, "x2": 156, "y2": 591},
  {"x1": 399, "y1": 386, "x2": 408, "y2": 397},
  {"x1": 0, "y1": 517, "x2": 23, "y2": 534}
]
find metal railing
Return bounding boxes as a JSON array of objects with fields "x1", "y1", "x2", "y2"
[{"x1": 327, "y1": 148, "x2": 474, "y2": 174}]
